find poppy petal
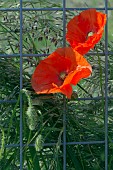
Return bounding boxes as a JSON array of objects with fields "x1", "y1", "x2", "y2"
[
  {"x1": 41, "y1": 51, "x2": 72, "y2": 73},
  {"x1": 50, "y1": 83, "x2": 73, "y2": 99},
  {"x1": 31, "y1": 47, "x2": 92, "y2": 98},
  {"x1": 66, "y1": 9, "x2": 107, "y2": 54}
]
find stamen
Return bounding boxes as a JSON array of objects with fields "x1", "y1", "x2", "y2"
[
  {"x1": 87, "y1": 31, "x2": 94, "y2": 39},
  {"x1": 59, "y1": 71, "x2": 67, "y2": 80}
]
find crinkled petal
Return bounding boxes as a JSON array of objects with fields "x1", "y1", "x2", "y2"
[
  {"x1": 41, "y1": 51, "x2": 72, "y2": 73},
  {"x1": 31, "y1": 47, "x2": 92, "y2": 98},
  {"x1": 50, "y1": 83, "x2": 73, "y2": 99},
  {"x1": 31, "y1": 62, "x2": 62, "y2": 93},
  {"x1": 66, "y1": 9, "x2": 107, "y2": 55}
]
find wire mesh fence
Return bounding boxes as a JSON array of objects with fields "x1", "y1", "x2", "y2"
[{"x1": 0, "y1": 0, "x2": 113, "y2": 169}]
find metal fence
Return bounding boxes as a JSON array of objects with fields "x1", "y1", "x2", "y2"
[{"x1": 0, "y1": 0, "x2": 112, "y2": 169}]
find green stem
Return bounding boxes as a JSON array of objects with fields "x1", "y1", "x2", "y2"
[
  {"x1": 77, "y1": 83, "x2": 92, "y2": 98},
  {"x1": 95, "y1": 45, "x2": 105, "y2": 115},
  {"x1": 0, "y1": 126, "x2": 5, "y2": 159}
]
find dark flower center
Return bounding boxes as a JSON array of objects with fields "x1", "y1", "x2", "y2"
[{"x1": 59, "y1": 71, "x2": 67, "y2": 81}]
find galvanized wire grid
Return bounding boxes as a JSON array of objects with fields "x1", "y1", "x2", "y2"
[{"x1": 0, "y1": 0, "x2": 111, "y2": 169}]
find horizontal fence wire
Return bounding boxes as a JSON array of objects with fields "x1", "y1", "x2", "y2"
[
  {"x1": 4, "y1": 140, "x2": 105, "y2": 148},
  {"x1": 0, "y1": 52, "x2": 113, "y2": 58},
  {"x1": 1, "y1": 97, "x2": 113, "y2": 104},
  {"x1": 0, "y1": 7, "x2": 113, "y2": 11},
  {"x1": 0, "y1": 0, "x2": 111, "y2": 169}
]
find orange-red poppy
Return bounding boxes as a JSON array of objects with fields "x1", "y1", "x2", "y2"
[
  {"x1": 66, "y1": 9, "x2": 107, "y2": 55},
  {"x1": 31, "y1": 47, "x2": 92, "y2": 98}
]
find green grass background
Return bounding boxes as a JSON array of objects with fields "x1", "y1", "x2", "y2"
[{"x1": 0, "y1": 0, "x2": 113, "y2": 170}]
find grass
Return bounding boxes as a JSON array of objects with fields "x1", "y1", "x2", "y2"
[{"x1": 0, "y1": 0, "x2": 113, "y2": 169}]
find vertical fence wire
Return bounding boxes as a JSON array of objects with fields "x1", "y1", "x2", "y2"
[
  {"x1": 19, "y1": 0, "x2": 23, "y2": 169},
  {"x1": 104, "y1": 0, "x2": 108, "y2": 170},
  {"x1": 62, "y1": 0, "x2": 66, "y2": 169}
]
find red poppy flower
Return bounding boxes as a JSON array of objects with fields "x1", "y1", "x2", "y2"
[
  {"x1": 66, "y1": 9, "x2": 107, "y2": 55},
  {"x1": 31, "y1": 47, "x2": 92, "y2": 99}
]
